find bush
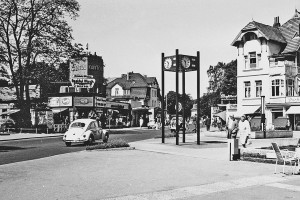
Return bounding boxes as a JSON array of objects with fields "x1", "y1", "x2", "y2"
[{"x1": 86, "y1": 138, "x2": 130, "y2": 150}]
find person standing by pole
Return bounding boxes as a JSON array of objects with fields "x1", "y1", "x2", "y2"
[{"x1": 226, "y1": 114, "x2": 238, "y2": 139}]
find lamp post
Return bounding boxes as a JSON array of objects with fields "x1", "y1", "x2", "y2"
[{"x1": 261, "y1": 95, "x2": 266, "y2": 138}]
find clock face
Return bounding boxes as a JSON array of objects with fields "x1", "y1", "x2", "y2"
[
  {"x1": 164, "y1": 58, "x2": 172, "y2": 69},
  {"x1": 181, "y1": 56, "x2": 191, "y2": 68}
]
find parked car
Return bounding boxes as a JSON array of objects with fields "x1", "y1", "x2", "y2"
[
  {"x1": 147, "y1": 119, "x2": 156, "y2": 129},
  {"x1": 170, "y1": 116, "x2": 184, "y2": 132},
  {"x1": 63, "y1": 119, "x2": 109, "y2": 147}
]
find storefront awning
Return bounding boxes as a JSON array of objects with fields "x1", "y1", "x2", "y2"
[
  {"x1": 213, "y1": 110, "x2": 226, "y2": 121},
  {"x1": 51, "y1": 108, "x2": 68, "y2": 113},
  {"x1": 235, "y1": 106, "x2": 260, "y2": 117},
  {"x1": 0, "y1": 109, "x2": 20, "y2": 115},
  {"x1": 286, "y1": 106, "x2": 300, "y2": 114}
]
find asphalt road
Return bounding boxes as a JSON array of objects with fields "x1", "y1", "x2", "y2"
[{"x1": 0, "y1": 128, "x2": 162, "y2": 165}]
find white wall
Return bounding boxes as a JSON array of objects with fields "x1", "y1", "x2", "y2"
[{"x1": 111, "y1": 84, "x2": 124, "y2": 96}]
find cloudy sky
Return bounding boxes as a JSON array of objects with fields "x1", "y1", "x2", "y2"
[{"x1": 69, "y1": 0, "x2": 300, "y2": 99}]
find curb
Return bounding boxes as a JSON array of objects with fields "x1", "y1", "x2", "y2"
[
  {"x1": 87, "y1": 147, "x2": 135, "y2": 151},
  {"x1": 0, "y1": 134, "x2": 64, "y2": 142}
]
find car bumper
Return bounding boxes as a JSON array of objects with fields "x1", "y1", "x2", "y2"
[{"x1": 63, "y1": 138, "x2": 88, "y2": 143}]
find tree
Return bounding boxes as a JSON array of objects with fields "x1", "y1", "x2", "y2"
[
  {"x1": 199, "y1": 60, "x2": 237, "y2": 117},
  {"x1": 166, "y1": 91, "x2": 193, "y2": 117},
  {"x1": 207, "y1": 60, "x2": 237, "y2": 95},
  {"x1": 0, "y1": 0, "x2": 80, "y2": 126}
]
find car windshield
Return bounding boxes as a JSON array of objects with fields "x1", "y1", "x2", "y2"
[{"x1": 70, "y1": 122, "x2": 85, "y2": 129}]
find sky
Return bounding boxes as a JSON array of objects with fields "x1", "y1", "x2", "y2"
[{"x1": 69, "y1": 0, "x2": 300, "y2": 99}]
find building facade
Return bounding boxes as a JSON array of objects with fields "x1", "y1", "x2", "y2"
[
  {"x1": 106, "y1": 72, "x2": 161, "y2": 126},
  {"x1": 232, "y1": 10, "x2": 300, "y2": 130}
]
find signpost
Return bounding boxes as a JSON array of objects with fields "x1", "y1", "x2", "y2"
[{"x1": 161, "y1": 49, "x2": 200, "y2": 145}]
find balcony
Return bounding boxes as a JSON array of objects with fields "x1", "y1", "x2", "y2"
[{"x1": 269, "y1": 61, "x2": 297, "y2": 76}]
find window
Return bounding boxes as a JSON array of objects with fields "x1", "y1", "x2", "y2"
[
  {"x1": 255, "y1": 81, "x2": 262, "y2": 97},
  {"x1": 115, "y1": 88, "x2": 119, "y2": 96},
  {"x1": 244, "y1": 82, "x2": 251, "y2": 98},
  {"x1": 286, "y1": 79, "x2": 294, "y2": 96},
  {"x1": 249, "y1": 52, "x2": 256, "y2": 68},
  {"x1": 271, "y1": 79, "x2": 284, "y2": 96},
  {"x1": 244, "y1": 56, "x2": 248, "y2": 69}
]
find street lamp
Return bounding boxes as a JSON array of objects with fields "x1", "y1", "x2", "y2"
[{"x1": 261, "y1": 95, "x2": 266, "y2": 138}]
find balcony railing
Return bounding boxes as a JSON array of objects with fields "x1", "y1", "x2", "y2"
[{"x1": 269, "y1": 61, "x2": 297, "y2": 76}]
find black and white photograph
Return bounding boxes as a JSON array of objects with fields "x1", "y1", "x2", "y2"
[{"x1": 1, "y1": 0, "x2": 300, "y2": 199}]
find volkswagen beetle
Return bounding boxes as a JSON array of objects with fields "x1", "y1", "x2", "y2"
[{"x1": 63, "y1": 119, "x2": 109, "y2": 146}]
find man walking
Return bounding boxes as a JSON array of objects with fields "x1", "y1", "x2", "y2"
[
  {"x1": 205, "y1": 116, "x2": 211, "y2": 131},
  {"x1": 226, "y1": 114, "x2": 238, "y2": 139}
]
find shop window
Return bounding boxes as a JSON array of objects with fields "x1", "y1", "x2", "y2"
[{"x1": 244, "y1": 81, "x2": 251, "y2": 98}]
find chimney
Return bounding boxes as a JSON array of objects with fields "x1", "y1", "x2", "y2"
[
  {"x1": 121, "y1": 74, "x2": 127, "y2": 78},
  {"x1": 273, "y1": 16, "x2": 280, "y2": 28}
]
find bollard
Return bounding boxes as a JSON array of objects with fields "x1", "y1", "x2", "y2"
[{"x1": 228, "y1": 138, "x2": 240, "y2": 161}]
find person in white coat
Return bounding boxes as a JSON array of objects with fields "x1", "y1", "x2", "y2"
[{"x1": 238, "y1": 115, "x2": 251, "y2": 148}]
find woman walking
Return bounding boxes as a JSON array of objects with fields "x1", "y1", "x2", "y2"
[{"x1": 238, "y1": 115, "x2": 251, "y2": 148}]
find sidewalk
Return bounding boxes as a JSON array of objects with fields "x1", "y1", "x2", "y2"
[{"x1": 1, "y1": 129, "x2": 300, "y2": 200}]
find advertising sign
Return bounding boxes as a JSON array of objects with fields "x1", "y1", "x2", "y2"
[
  {"x1": 163, "y1": 55, "x2": 198, "y2": 72},
  {"x1": 70, "y1": 75, "x2": 96, "y2": 88},
  {"x1": 48, "y1": 96, "x2": 72, "y2": 107},
  {"x1": 74, "y1": 96, "x2": 94, "y2": 107},
  {"x1": 48, "y1": 97, "x2": 60, "y2": 107},
  {"x1": 59, "y1": 96, "x2": 72, "y2": 107},
  {"x1": 69, "y1": 57, "x2": 88, "y2": 81}
]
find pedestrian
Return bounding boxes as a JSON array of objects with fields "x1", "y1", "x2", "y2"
[
  {"x1": 226, "y1": 114, "x2": 238, "y2": 139},
  {"x1": 238, "y1": 115, "x2": 251, "y2": 148},
  {"x1": 205, "y1": 116, "x2": 211, "y2": 131},
  {"x1": 286, "y1": 118, "x2": 291, "y2": 130},
  {"x1": 139, "y1": 116, "x2": 144, "y2": 128}
]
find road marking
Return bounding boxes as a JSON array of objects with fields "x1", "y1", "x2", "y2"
[
  {"x1": 266, "y1": 183, "x2": 300, "y2": 192},
  {"x1": 105, "y1": 175, "x2": 286, "y2": 200}
]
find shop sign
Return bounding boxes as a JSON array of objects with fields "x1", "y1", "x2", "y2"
[
  {"x1": 48, "y1": 97, "x2": 60, "y2": 107},
  {"x1": 71, "y1": 75, "x2": 95, "y2": 88},
  {"x1": 95, "y1": 97, "x2": 107, "y2": 107},
  {"x1": 286, "y1": 97, "x2": 300, "y2": 103},
  {"x1": 59, "y1": 96, "x2": 72, "y2": 107},
  {"x1": 106, "y1": 101, "x2": 129, "y2": 110},
  {"x1": 74, "y1": 97, "x2": 94, "y2": 107}
]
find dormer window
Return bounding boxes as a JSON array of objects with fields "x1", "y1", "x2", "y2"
[{"x1": 243, "y1": 32, "x2": 258, "y2": 42}]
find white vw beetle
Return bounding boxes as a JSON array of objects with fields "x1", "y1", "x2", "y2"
[{"x1": 63, "y1": 119, "x2": 109, "y2": 146}]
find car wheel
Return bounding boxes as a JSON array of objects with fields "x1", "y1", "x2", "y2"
[
  {"x1": 103, "y1": 135, "x2": 108, "y2": 143},
  {"x1": 65, "y1": 142, "x2": 71, "y2": 147},
  {"x1": 85, "y1": 135, "x2": 94, "y2": 145}
]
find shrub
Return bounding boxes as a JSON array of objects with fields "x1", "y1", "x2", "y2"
[{"x1": 86, "y1": 138, "x2": 130, "y2": 150}]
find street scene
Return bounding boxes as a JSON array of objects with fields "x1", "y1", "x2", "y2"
[{"x1": 1, "y1": 0, "x2": 300, "y2": 199}]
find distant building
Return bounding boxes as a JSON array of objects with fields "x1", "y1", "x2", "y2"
[
  {"x1": 232, "y1": 9, "x2": 300, "y2": 130},
  {"x1": 106, "y1": 72, "x2": 161, "y2": 126}
]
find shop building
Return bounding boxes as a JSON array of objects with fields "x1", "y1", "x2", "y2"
[
  {"x1": 47, "y1": 53, "x2": 131, "y2": 131},
  {"x1": 232, "y1": 10, "x2": 300, "y2": 130},
  {"x1": 106, "y1": 72, "x2": 161, "y2": 127}
]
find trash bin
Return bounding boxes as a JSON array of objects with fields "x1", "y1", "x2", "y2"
[{"x1": 228, "y1": 138, "x2": 240, "y2": 161}]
